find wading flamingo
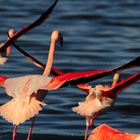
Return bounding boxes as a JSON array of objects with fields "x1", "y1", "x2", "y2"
[
  {"x1": 72, "y1": 71, "x2": 140, "y2": 140},
  {"x1": 88, "y1": 124, "x2": 140, "y2": 140}
]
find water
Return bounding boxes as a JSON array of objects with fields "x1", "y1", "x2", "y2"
[{"x1": 0, "y1": 0, "x2": 140, "y2": 139}]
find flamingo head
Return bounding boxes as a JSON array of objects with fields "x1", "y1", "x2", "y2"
[
  {"x1": 51, "y1": 30, "x2": 63, "y2": 46},
  {"x1": 0, "y1": 76, "x2": 8, "y2": 85},
  {"x1": 8, "y1": 29, "x2": 16, "y2": 37}
]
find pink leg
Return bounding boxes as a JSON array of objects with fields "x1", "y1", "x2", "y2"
[
  {"x1": 26, "y1": 116, "x2": 36, "y2": 140},
  {"x1": 90, "y1": 113, "x2": 99, "y2": 126},
  {"x1": 12, "y1": 126, "x2": 17, "y2": 140},
  {"x1": 90, "y1": 119, "x2": 94, "y2": 126},
  {"x1": 84, "y1": 124, "x2": 89, "y2": 140}
]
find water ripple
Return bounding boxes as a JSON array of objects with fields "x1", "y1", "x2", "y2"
[{"x1": 0, "y1": 0, "x2": 140, "y2": 139}]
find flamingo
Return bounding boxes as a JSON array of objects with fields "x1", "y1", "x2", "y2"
[
  {"x1": 0, "y1": 0, "x2": 58, "y2": 62},
  {"x1": 71, "y1": 71, "x2": 140, "y2": 140},
  {"x1": 0, "y1": 29, "x2": 63, "y2": 140},
  {"x1": 0, "y1": 29, "x2": 16, "y2": 64},
  {"x1": 88, "y1": 124, "x2": 140, "y2": 140}
]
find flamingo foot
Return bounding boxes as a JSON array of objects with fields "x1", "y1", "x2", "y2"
[
  {"x1": 26, "y1": 116, "x2": 36, "y2": 140},
  {"x1": 90, "y1": 119, "x2": 94, "y2": 127},
  {"x1": 89, "y1": 114, "x2": 99, "y2": 127},
  {"x1": 12, "y1": 126, "x2": 17, "y2": 140}
]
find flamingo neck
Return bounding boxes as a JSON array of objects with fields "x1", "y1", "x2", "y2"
[{"x1": 43, "y1": 41, "x2": 56, "y2": 76}]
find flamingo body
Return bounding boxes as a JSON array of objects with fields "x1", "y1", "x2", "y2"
[
  {"x1": 72, "y1": 87, "x2": 114, "y2": 126},
  {"x1": 72, "y1": 73, "x2": 119, "y2": 126},
  {"x1": 88, "y1": 124, "x2": 140, "y2": 140},
  {"x1": 0, "y1": 75, "x2": 52, "y2": 125},
  {"x1": 3, "y1": 75, "x2": 52, "y2": 97}
]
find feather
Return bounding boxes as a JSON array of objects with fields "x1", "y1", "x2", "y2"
[
  {"x1": 3, "y1": 75, "x2": 52, "y2": 97},
  {"x1": 0, "y1": 96, "x2": 46, "y2": 126}
]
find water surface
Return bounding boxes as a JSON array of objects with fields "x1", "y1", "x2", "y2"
[{"x1": 0, "y1": 0, "x2": 140, "y2": 139}]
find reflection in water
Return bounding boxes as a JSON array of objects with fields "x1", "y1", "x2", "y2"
[{"x1": 0, "y1": 0, "x2": 140, "y2": 139}]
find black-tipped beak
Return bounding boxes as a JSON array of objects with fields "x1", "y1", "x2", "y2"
[{"x1": 60, "y1": 33, "x2": 63, "y2": 47}]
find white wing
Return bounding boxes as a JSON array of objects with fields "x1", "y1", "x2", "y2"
[{"x1": 3, "y1": 75, "x2": 52, "y2": 97}]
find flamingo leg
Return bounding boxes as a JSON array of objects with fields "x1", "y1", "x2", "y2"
[
  {"x1": 12, "y1": 126, "x2": 17, "y2": 140},
  {"x1": 26, "y1": 116, "x2": 36, "y2": 140},
  {"x1": 84, "y1": 124, "x2": 89, "y2": 140}
]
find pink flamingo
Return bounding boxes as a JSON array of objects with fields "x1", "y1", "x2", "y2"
[
  {"x1": 72, "y1": 71, "x2": 140, "y2": 140},
  {"x1": 0, "y1": 29, "x2": 63, "y2": 140},
  {"x1": 0, "y1": 0, "x2": 58, "y2": 60},
  {"x1": 88, "y1": 124, "x2": 140, "y2": 140}
]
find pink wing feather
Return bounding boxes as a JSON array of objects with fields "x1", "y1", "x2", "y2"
[
  {"x1": 102, "y1": 72, "x2": 140, "y2": 98},
  {"x1": 3, "y1": 75, "x2": 52, "y2": 97}
]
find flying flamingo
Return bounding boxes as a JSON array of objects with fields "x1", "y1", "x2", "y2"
[
  {"x1": 0, "y1": 0, "x2": 58, "y2": 62},
  {"x1": 71, "y1": 71, "x2": 140, "y2": 140},
  {"x1": 1, "y1": 32, "x2": 140, "y2": 140},
  {"x1": 0, "y1": 29, "x2": 63, "y2": 140},
  {"x1": 88, "y1": 124, "x2": 140, "y2": 140}
]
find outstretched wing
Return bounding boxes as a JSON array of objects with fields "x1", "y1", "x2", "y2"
[
  {"x1": 44, "y1": 70, "x2": 112, "y2": 90},
  {"x1": 113, "y1": 56, "x2": 140, "y2": 72},
  {"x1": 102, "y1": 72, "x2": 140, "y2": 98},
  {"x1": 3, "y1": 75, "x2": 52, "y2": 97},
  {"x1": 0, "y1": 0, "x2": 58, "y2": 51}
]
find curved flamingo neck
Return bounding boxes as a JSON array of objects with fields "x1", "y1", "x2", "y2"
[
  {"x1": 6, "y1": 29, "x2": 16, "y2": 57},
  {"x1": 43, "y1": 40, "x2": 56, "y2": 76},
  {"x1": 43, "y1": 30, "x2": 62, "y2": 76}
]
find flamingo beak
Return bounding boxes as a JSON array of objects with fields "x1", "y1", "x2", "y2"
[
  {"x1": 59, "y1": 33, "x2": 63, "y2": 47},
  {"x1": 0, "y1": 76, "x2": 8, "y2": 85}
]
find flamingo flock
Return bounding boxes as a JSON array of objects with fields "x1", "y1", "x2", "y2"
[{"x1": 0, "y1": 0, "x2": 140, "y2": 140}]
